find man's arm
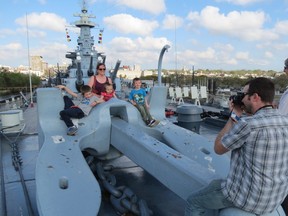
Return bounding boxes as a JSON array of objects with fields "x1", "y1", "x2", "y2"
[{"x1": 214, "y1": 118, "x2": 234, "y2": 154}]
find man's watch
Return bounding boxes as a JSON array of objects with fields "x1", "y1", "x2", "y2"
[{"x1": 230, "y1": 112, "x2": 241, "y2": 122}]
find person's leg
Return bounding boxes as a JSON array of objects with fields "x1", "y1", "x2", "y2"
[
  {"x1": 63, "y1": 95, "x2": 74, "y2": 109},
  {"x1": 60, "y1": 108, "x2": 84, "y2": 128},
  {"x1": 143, "y1": 104, "x2": 153, "y2": 121},
  {"x1": 185, "y1": 179, "x2": 234, "y2": 216},
  {"x1": 135, "y1": 104, "x2": 149, "y2": 124}
]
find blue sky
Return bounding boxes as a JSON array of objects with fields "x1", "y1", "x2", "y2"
[{"x1": 1, "y1": 0, "x2": 288, "y2": 72}]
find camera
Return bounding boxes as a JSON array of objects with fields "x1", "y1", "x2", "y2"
[{"x1": 229, "y1": 92, "x2": 245, "y2": 106}]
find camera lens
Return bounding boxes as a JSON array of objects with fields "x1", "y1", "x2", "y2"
[{"x1": 230, "y1": 92, "x2": 244, "y2": 106}]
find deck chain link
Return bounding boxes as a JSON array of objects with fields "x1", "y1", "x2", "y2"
[{"x1": 86, "y1": 156, "x2": 152, "y2": 216}]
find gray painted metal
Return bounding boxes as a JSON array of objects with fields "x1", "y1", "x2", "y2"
[
  {"x1": 37, "y1": 86, "x2": 215, "y2": 214},
  {"x1": 36, "y1": 88, "x2": 102, "y2": 216},
  {"x1": 36, "y1": 86, "x2": 285, "y2": 215}
]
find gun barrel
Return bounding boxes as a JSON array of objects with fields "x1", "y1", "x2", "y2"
[
  {"x1": 87, "y1": 55, "x2": 94, "y2": 76},
  {"x1": 110, "y1": 60, "x2": 121, "y2": 82}
]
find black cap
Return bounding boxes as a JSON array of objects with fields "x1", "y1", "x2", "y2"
[{"x1": 285, "y1": 58, "x2": 288, "y2": 67}]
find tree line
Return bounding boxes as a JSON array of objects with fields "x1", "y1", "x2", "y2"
[
  {"x1": 143, "y1": 71, "x2": 288, "y2": 93},
  {"x1": 0, "y1": 68, "x2": 41, "y2": 94}
]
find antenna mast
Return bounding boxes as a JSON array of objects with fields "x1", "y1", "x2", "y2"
[
  {"x1": 26, "y1": 13, "x2": 33, "y2": 107},
  {"x1": 174, "y1": 19, "x2": 178, "y2": 86}
]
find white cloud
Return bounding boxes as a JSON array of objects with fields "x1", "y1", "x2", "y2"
[
  {"x1": 0, "y1": 41, "x2": 68, "y2": 67},
  {"x1": 31, "y1": 42, "x2": 69, "y2": 64},
  {"x1": 176, "y1": 44, "x2": 246, "y2": 68},
  {"x1": 103, "y1": 14, "x2": 159, "y2": 36},
  {"x1": 105, "y1": 36, "x2": 171, "y2": 67},
  {"x1": 214, "y1": 43, "x2": 234, "y2": 52},
  {"x1": 0, "y1": 29, "x2": 16, "y2": 38},
  {"x1": 17, "y1": 27, "x2": 47, "y2": 39},
  {"x1": 1, "y1": 43, "x2": 23, "y2": 50},
  {"x1": 236, "y1": 51, "x2": 249, "y2": 60},
  {"x1": 274, "y1": 20, "x2": 288, "y2": 35},
  {"x1": 0, "y1": 43, "x2": 25, "y2": 63},
  {"x1": 115, "y1": 0, "x2": 166, "y2": 15},
  {"x1": 162, "y1": 14, "x2": 184, "y2": 30},
  {"x1": 264, "y1": 51, "x2": 273, "y2": 58},
  {"x1": 256, "y1": 41, "x2": 288, "y2": 52},
  {"x1": 38, "y1": 0, "x2": 47, "y2": 5},
  {"x1": 15, "y1": 12, "x2": 68, "y2": 32},
  {"x1": 178, "y1": 48, "x2": 216, "y2": 65},
  {"x1": 108, "y1": 36, "x2": 171, "y2": 52},
  {"x1": 186, "y1": 6, "x2": 278, "y2": 42}
]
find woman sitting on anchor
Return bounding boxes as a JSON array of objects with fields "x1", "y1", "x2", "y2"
[{"x1": 88, "y1": 63, "x2": 112, "y2": 97}]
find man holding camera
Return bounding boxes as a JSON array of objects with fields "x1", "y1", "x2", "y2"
[{"x1": 185, "y1": 77, "x2": 288, "y2": 215}]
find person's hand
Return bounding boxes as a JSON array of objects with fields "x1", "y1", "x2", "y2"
[
  {"x1": 91, "y1": 101, "x2": 97, "y2": 107},
  {"x1": 229, "y1": 99, "x2": 243, "y2": 117}
]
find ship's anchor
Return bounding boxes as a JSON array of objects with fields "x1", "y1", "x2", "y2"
[{"x1": 86, "y1": 156, "x2": 153, "y2": 215}]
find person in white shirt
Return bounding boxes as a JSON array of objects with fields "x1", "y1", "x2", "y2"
[
  {"x1": 278, "y1": 58, "x2": 288, "y2": 216},
  {"x1": 278, "y1": 58, "x2": 288, "y2": 114}
]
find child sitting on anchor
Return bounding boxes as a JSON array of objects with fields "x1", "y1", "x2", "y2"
[
  {"x1": 100, "y1": 82, "x2": 117, "y2": 101},
  {"x1": 56, "y1": 85, "x2": 103, "y2": 136},
  {"x1": 129, "y1": 78, "x2": 159, "y2": 127}
]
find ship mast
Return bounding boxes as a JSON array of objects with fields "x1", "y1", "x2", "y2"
[{"x1": 73, "y1": 0, "x2": 97, "y2": 61}]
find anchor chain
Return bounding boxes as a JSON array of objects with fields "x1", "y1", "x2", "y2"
[
  {"x1": 11, "y1": 141, "x2": 23, "y2": 170},
  {"x1": 1, "y1": 128, "x2": 23, "y2": 170},
  {"x1": 0, "y1": 131, "x2": 34, "y2": 216},
  {"x1": 86, "y1": 156, "x2": 153, "y2": 216}
]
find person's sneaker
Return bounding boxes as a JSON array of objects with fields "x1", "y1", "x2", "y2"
[
  {"x1": 148, "y1": 119, "x2": 156, "y2": 127},
  {"x1": 149, "y1": 119, "x2": 160, "y2": 127},
  {"x1": 67, "y1": 125, "x2": 78, "y2": 136}
]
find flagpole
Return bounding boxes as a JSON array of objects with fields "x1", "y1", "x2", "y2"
[{"x1": 26, "y1": 13, "x2": 33, "y2": 107}]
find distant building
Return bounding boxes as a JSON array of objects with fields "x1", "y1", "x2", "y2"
[
  {"x1": 117, "y1": 64, "x2": 142, "y2": 79},
  {"x1": 30, "y1": 56, "x2": 48, "y2": 77},
  {"x1": 142, "y1": 70, "x2": 155, "y2": 76},
  {"x1": 0, "y1": 65, "x2": 13, "y2": 72}
]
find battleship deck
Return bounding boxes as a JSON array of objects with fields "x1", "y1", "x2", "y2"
[{"x1": 0, "y1": 104, "x2": 220, "y2": 216}]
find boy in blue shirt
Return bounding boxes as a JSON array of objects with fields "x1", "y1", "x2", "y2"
[{"x1": 129, "y1": 78, "x2": 158, "y2": 127}]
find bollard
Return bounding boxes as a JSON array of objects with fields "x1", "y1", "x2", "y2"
[{"x1": 176, "y1": 105, "x2": 202, "y2": 133}]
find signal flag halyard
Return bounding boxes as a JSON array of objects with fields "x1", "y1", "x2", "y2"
[
  {"x1": 65, "y1": 28, "x2": 71, "y2": 42},
  {"x1": 98, "y1": 29, "x2": 104, "y2": 44}
]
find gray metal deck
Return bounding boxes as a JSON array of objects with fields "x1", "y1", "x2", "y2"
[{"x1": 0, "y1": 105, "x2": 220, "y2": 216}]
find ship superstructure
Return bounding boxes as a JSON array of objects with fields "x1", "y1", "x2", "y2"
[{"x1": 64, "y1": 1, "x2": 106, "y2": 92}]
